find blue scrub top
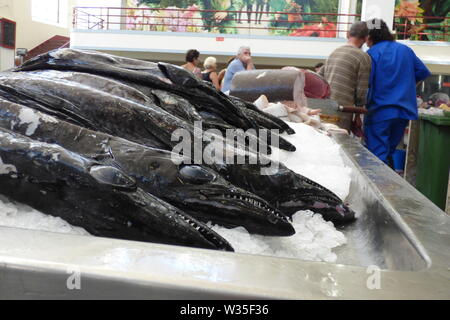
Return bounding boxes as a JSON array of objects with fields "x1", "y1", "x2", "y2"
[{"x1": 366, "y1": 41, "x2": 431, "y2": 123}]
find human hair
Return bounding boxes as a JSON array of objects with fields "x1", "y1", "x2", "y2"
[
  {"x1": 367, "y1": 19, "x2": 394, "y2": 44},
  {"x1": 237, "y1": 46, "x2": 251, "y2": 55},
  {"x1": 314, "y1": 62, "x2": 324, "y2": 69},
  {"x1": 185, "y1": 49, "x2": 200, "y2": 63},
  {"x1": 348, "y1": 21, "x2": 369, "y2": 39},
  {"x1": 203, "y1": 56, "x2": 217, "y2": 69}
]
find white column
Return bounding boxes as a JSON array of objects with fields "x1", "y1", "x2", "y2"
[
  {"x1": 361, "y1": 0, "x2": 396, "y2": 31},
  {"x1": 0, "y1": 47, "x2": 15, "y2": 71},
  {"x1": 337, "y1": 0, "x2": 358, "y2": 39}
]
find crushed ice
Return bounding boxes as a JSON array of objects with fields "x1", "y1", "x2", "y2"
[
  {"x1": 209, "y1": 210, "x2": 346, "y2": 263},
  {"x1": 0, "y1": 195, "x2": 88, "y2": 236}
]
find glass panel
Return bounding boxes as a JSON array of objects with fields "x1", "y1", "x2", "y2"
[
  {"x1": 32, "y1": 0, "x2": 68, "y2": 27},
  {"x1": 32, "y1": 0, "x2": 59, "y2": 24}
]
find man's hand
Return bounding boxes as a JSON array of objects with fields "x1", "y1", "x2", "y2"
[
  {"x1": 214, "y1": 12, "x2": 228, "y2": 22},
  {"x1": 241, "y1": 54, "x2": 252, "y2": 64},
  {"x1": 242, "y1": 55, "x2": 254, "y2": 70}
]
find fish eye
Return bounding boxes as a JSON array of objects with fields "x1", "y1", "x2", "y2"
[{"x1": 179, "y1": 165, "x2": 216, "y2": 184}]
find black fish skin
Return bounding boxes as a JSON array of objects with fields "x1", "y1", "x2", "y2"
[
  {"x1": 0, "y1": 73, "x2": 176, "y2": 149},
  {"x1": 0, "y1": 72, "x2": 264, "y2": 158},
  {"x1": 0, "y1": 84, "x2": 354, "y2": 224},
  {"x1": 17, "y1": 49, "x2": 255, "y2": 130},
  {"x1": 12, "y1": 49, "x2": 356, "y2": 225},
  {"x1": 20, "y1": 70, "x2": 272, "y2": 154},
  {"x1": 17, "y1": 49, "x2": 294, "y2": 135},
  {"x1": 26, "y1": 70, "x2": 205, "y2": 125},
  {"x1": 27, "y1": 69, "x2": 157, "y2": 105},
  {"x1": 153, "y1": 63, "x2": 297, "y2": 152},
  {"x1": 0, "y1": 129, "x2": 234, "y2": 251},
  {"x1": 150, "y1": 89, "x2": 203, "y2": 123},
  {"x1": 15, "y1": 69, "x2": 290, "y2": 153},
  {"x1": 0, "y1": 100, "x2": 295, "y2": 236}
]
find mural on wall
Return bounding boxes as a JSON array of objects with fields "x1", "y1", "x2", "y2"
[
  {"x1": 125, "y1": 0, "x2": 449, "y2": 39},
  {"x1": 394, "y1": 0, "x2": 450, "y2": 41},
  {"x1": 125, "y1": 0, "x2": 348, "y2": 37}
]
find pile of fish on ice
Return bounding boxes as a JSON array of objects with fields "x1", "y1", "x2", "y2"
[{"x1": 0, "y1": 49, "x2": 354, "y2": 259}]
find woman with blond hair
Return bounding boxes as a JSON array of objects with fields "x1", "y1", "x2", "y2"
[{"x1": 201, "y1": 56, "x2": 220, "y2": 90}]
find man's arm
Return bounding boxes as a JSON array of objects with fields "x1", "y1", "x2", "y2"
[
  {"x1": 355, "y1": 54, "x2": 371, "y2": 107},
  {"x1": 209, "y1": 71, "x2": 221, "y2": 90},
  {"x1": 412, "y1": 50, "x2": 431, "y2": 83},
  {"x1": 318, "y1": 64, "x2": 325, "y2": 77}
]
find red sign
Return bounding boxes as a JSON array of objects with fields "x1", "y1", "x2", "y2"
[
  {"x1": 216, "y1": 37, "x2": 224, "y2": 42},
  {"x1": 443, "y1": 82, "x2": 450, "y2": 88}
]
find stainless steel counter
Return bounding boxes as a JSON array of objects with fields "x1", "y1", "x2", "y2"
[{"x1": 0, "y1": 133, "x2": 449, "y2": 299}]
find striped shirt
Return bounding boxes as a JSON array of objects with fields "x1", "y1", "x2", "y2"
[{"x1": 319, "y1": 44, "x2": 371, "y2": 107}]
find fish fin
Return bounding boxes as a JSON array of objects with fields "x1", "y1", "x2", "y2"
[{"x1": 157, "y1": 62, "x2": 199, "y2": 88}]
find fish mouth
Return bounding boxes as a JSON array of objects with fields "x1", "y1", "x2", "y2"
[
  {"x1": 171, "y1": 208, "x2": 234, "y2": 251},
  {"x1": 309, "y1": 201, "x2": 356, "y2": 225},
  {"x1": 174, "y1": 188, "x2": 295, "y2": 236},
  {"x1": 277, "y1": 198, "x2": 356, "y2": 225}
]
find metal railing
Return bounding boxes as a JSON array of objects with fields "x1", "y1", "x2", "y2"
[
  {"x1": 72, "y1": 6, "x2": 450, "y2": 41},
  {"x1": 394, "y1": 14, "x2": 450, "y2": 41},
  {"x1": 73, "y1": 8, "x2": 105, "y2": 30},
  {"x1": 73, "y1": 6, "x2": 359, "y2": 38}
]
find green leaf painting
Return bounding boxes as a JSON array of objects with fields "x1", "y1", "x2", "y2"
[{"x1": 126, "y1": 0, "x2": 448, "y2": 39}]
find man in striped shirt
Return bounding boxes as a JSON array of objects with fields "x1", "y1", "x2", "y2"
[{"x1": 318, "y1": 21, "x2": 372, "y2": 130}]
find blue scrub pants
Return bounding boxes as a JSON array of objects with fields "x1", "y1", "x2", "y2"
[{"x1": 364, "y1": 118, "x2": 409, "y2": 164}]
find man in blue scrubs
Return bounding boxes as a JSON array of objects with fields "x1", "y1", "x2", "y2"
[{"x1": 365, "y1": 19, "x2": 431, "y2": 166}]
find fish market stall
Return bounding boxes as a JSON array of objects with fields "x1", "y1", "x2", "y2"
[
  {"x1": 0, "y1": 128, "x2": 449, "y2": 299},
  {"x1": 0, "y1": 122, "x2": 350, "y2": 264},
  {"x1": 0, "y1": 50, "x2": 449, "y2": 299}
]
